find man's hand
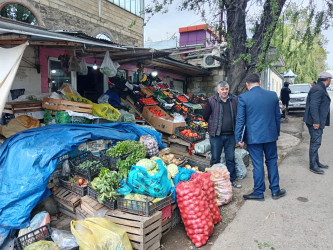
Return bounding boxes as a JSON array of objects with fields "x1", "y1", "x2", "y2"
[
  {"x1": 313, "y1": 124, "x2": 320, "y2": 130},
  {"x1": 237, "y1": 142, "x2": 245, "y2": 148}
]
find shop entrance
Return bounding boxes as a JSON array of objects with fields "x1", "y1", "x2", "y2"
[{"x1": 77, "y1": 67, "x2": 104, "y2": 103}]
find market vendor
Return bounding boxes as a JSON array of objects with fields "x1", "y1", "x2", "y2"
[{"x1": 203, "y1": 81, "x2": 242, "y2": 188}]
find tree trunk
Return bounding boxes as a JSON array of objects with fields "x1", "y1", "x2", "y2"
[{"x1": 225, "y1": 0, "x2": 287, "y2": 95}]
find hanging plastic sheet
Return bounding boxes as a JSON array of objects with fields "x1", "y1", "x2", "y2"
[{"x1": 0, "y1": 122, "x2": 166, "y2": 243}]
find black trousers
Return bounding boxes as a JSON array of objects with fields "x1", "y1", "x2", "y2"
[{"x1": 307, "y1": 124, "x2": 323, "y2": 167}]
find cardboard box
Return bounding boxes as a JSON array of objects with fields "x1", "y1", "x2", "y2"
[{"x1": 142, "y1": 105, "x2": 186, "y2": 134}]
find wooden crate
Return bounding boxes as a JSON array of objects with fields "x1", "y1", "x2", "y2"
[
  {"x1": 53, "y1": 187, "x2": 80, "y2": 212},
  {"x1": 161, "y1": 218, "x2": 171, "y2": 236},
  {"x1": 80, "y1": 195, "x2": 110, "y2": 217},
  {"x1": 105, "y1": 210, "x2": 162, "y2": 250},
  {"x1": 3, "y1": 100, "x2": 43, "y2": 114},
  {"x1": 42, "y1": 98, "x2": 93, "y2": 114}
]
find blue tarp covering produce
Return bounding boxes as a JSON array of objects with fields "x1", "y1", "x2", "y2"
[{"x1": 0, "y1": 122, "x2": 165, "y2": 242}]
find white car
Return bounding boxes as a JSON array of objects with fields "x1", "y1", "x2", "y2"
[{"x1": 288, "y1": 84, "x2": 311, "y2": 110}]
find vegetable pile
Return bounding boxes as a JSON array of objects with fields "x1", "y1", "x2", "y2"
[
  {"x1": 180, "y1": 129, "x2": 199, "y2": 138},
  {"x1": 139, "y1": 97, "x2": 158, "y2": 105},
  {"x1": 106, "y1": 140, "x2": 147, "y2": 178},
  {"x1": 147, "y1": 107, "x2": 165, "y2": 117},
  {"x1": 176, "y1": 95, "x2": 189, "y2": 103},
  {"x1": 176, "y1": 174, "x2": 214, "y2": 248},
  {"x1": 69, "y1": 175, "x2": 88, "y2": 187},
  {"x1": 159, "y1": 153, "x2": 183, "y2": 165},
  {"x1": 77, "y1": 159, "x2": 103, "y2": 173},
  {"x1": 90, "y1": 168, "x2": 120, "y2": 203},
  {"x1": 140, "y1": 135, "x2": 159, "y2": 157},
  {"x1": 136, "y1": 159, "x2": 159, "y2": 175}
]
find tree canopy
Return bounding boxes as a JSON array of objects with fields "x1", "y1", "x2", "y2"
[{"x1": 145, "y1": 0, "x2": 333, "y2": 94}]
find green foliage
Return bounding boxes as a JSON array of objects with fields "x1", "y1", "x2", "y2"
[
  {"x1": 271, "y1": 4, "x2": 328, "y2": 83},
  {"x1": 254, "y1": 240, "x2": 275, "y2": 249}
]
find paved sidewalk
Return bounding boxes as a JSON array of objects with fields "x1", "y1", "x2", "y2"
[{"x1": 212, "y1": 111, "x2": 333, "y2": 249}]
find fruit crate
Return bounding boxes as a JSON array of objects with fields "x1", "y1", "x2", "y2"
[
  {"x1": 189, "y1": 95, "x2": 200, "y2": 104},
  {"x1": 99, "y1": 149, "x2": 130, "y2": 169},
  {"x1": 140, "y1": 87, "x2": 154, "y2": 97},
  {"x1": 117, "y1": 195, "x2": 173, "y2": 217},
  {"x1": 176, "y1": 95, "x2": 189, "y2": 103},
  {"x1": 189, "y1": 122, "x2": 207, "y2": 133},
  {"x1": 15, "y1": 224, "x2": 52, "y2": 250},
  {"x1": 59, "y1": 176, "x2": 87, "y2": 196},
  {"x1": 139, "y1": 97, "x2": 158, "y2": 106},
  {"x1": 69, "y1": 152, "x2": 108, "y2": 181},
  {"x1": 174, "y1": 126, "x2": 205, "y2": 143},
  {"x1": 152, "y1": 89, "x2": 168, "y2": 99},
  {"x1": 87, "y1": 184, "x2": 117, "y2": 210}
]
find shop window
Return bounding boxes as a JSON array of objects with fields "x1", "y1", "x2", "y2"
[
  {"x1": 0, "y1": 3, "x2": 37, "y2": 25},
  {"x1": 96, "y1": 33, "x2": 112, "y2": 42},
  {"x1": 49, "y1": 60, "x2": 71, "y2": 92},
  {"x1": 108, "y1": 0, "x2": 144, "y2": 18}
]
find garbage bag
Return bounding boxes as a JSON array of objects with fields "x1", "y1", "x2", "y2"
[
  {"x1": 51, "y1": 228, "x2": 78, "y2": 250},
  {"x1": 71, "y1": 217, "x2": 132, "y2": 250},
  {"x1": 235, "y1": 148, "x2": 248, "y2": 179}
]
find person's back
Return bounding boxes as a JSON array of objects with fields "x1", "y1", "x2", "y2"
[
  {"x1": 280, "y1": 82, "x2": 291, "y2": 105},
  {"x1": 238, "y1": 87, "x2": 280, "y2": 144}
]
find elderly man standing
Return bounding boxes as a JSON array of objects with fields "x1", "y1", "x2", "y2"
[
  {"x1": 203, "y1": 81, "x2": 241, "y2": 188},
  {"x1": 235, "y1": 73, "x2": 286, "y2": 200},
  {"x1": 303, "y1": 71, "x2": 332, "y2": 174}
]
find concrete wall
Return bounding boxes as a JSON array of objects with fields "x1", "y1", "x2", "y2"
[
  {"x1": 0, "y1": 0, "x2": 144, "y2": 46},
  {"x1": 187, "y1": 68, "x2": 226, "y2": 97}
]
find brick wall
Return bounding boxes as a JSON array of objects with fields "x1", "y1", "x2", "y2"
[
  {"x1": 187, "y1": 68, "x2": 226, "y2": 97},
  {"x1": 0, "y1": 0, "x2": 144, "y2": 46}
]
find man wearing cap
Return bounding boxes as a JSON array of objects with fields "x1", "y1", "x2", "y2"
[{"x1": 303, "y1": 71, "x2": 332, "y2": 174}]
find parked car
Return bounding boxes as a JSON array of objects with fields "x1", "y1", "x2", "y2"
[{"x1": 288, "y1": 83, "x2": 311, "y2": 110}]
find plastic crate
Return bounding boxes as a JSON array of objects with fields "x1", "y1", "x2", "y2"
[
  {"x1": 171, "y1": 207, "x2": 181, "y2": 228},
  {"x1": 87, "y1": 184, "x2": 117, "y2": 210},
  {"x1": 174, "y1": 126, "x2": 205, "y2": 143},
  {"x1": 71, "y1": 116, "x2": 92, "y2": 124},
  {"x1": 189, "y1": 95, "x2": 200, "y2": 104},
  {"x1": 176, "y1": 95, "x2": 189, "y2": 103},
  {"x1": 59, "y1": 176, "x2": 87, "y2": 196},
  {"x1": 181, "y1": 158, "x2": 210, "y2": 172},
  {"x1": 99, "y1": 149, "x2": 129, "y2": 169},
  {"x1": 15, "y1": 224, "x2": 52, "y2": 250},
  {"x1": 69, "y1": 152, "x2": 108, "y2": 181},
  {"x1": 139, "y1": 97, "x2": 158, "y2": 106},
  {"x1": 153, "y1": 90, "x2": 168, "y2": 99},
  {"x1": 117, "y1": 195, "x2": 173, "y2": 217}
]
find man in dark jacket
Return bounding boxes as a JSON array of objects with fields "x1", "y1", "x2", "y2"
[
  {"x1": 203, "y1": 81, "x2": 241, "y2": 188},
  {"x1": 280, "y1": 81, "x2": 291, "y2": 118},
  {"x1": 303, "y1": 71, "x2": 332, "y2": 174}
]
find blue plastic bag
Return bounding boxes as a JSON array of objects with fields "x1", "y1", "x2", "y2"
[
  {"x1": 172, "y1": 167, "x2": 196, "y2": 203},
  {"x1": 127, "y1": 159, "x2": 172, "y2": 198}
]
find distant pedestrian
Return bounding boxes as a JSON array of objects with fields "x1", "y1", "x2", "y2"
[
  {"x1": 280, "y1": 81, "x2": 291, "y2": 119},
  {"x1": 311, "y1": 81, "x2": 316, "y2": 87},
  {"x1": 303, "y1": 71, "x2": 332, "y2": 174},
  {"x1": 203, "y1": 81, "x2": 242, "y2": 188},
  {"x1": 235, "y1": 73, "x2": 286, "y2": 201}
]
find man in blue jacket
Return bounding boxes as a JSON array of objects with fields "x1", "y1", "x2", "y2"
[
  {"x1": 235, "y1": 73, "x2": 286, "y2": 200},
  {"x1": 303, "y1": 71, "x2": 331, "y2": 174}
]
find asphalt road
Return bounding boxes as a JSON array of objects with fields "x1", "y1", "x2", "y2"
[{"x1": 212, "y1": 92, "x2": 333, "y2": 249}]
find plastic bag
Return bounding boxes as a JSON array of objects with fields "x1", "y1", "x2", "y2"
[
  {"x1": 139, "y1": 134, "x2": 159, "y2": 157},
  {"x1": 97, "y1": 94, "x2": 109, "y2": 104},
  {"x1": 127, "y1": 159, "x2": 172, "y2": 198},
  {"x1": 173, "y1": 113, "x2": 185, "y2": 123},
  {"x1": 235, "y1": 148, "x2": 248, "y2": 179},
  {"x1": 71, "y1": 217, "x2": 132, "y2": 250},
  {"x1": 100, "y1": 51, "x2": 119, "y2": 77},
  {"x1": 51, "y1": 228, "x2": 78, "y2": 250},
  {"x1": 18, "y1": 211, "x2": 50, "y2": 237},
  {"x1": 206, "y1": 164, "x2": 233, "y2": 206},
  {"x1": 194, "y1": 139, "x2": 211, "y2": 154},
  {"x1": 68, "y1": 56, "x2": 81, "y2": 72},
  {"x1": 79, "y1": 58, "x2": 88, "y2": 75}
]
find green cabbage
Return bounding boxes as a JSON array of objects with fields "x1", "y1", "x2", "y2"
[{"x1": 136, "y1": 158, "x2": 158, "y2": 171}]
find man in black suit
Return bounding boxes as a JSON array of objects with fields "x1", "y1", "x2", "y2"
[
  {"x1": 280, "y1": 81, "x2": 291, "y2": 119},
  {"x1": 303, "y1": 71, "x2": 332, "y2": 174}
]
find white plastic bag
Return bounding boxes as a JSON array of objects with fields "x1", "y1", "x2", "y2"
[
  {"x1": 234, "y1": 148, "x2": 248, "y2": 179},
  {"x1": 194, "y1": 139, "x2": 211, "y2": 154},
  {"x1": 97, "y1": 94, "x2": 109, "y2": 104},
  {"x1": 51, "y1": 228, "x2": 78, "y2": 250},
  {"x1": 68, "y1": 56, "x2": 81, "y2": 72},
  {"x1": 79, "y1": 58, "x2": 88, "y2": 75},
  {"x1": 100, "y1": 51, "x2": 119, "y2": 77},
  {"x1": 173, "y1": 113, "x2": 185, "y2": 123},
  {"x1": 206, "y1": 163, "x2": 233, "y2": 206}
]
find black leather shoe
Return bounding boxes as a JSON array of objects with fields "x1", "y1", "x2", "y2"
[
  {"x1": 310, "y1": 166, "x2": 324, "y2": 174},
  {"x1": 243, "y1": 193, "x2": 264, "y2": 201},
  {"x1": 318, "y1": 163, "x2": 329, "y2": 169},
  {"x1": 272, "y1": 189, "x2": 286, "y2": 200}
]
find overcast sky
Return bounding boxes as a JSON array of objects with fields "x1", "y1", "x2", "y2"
[{"x1": 144, "y1": 1, "x2": 333, "y2": 70}]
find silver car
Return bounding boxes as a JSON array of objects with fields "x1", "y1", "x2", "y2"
[{"x1": 288, "y1": 84, "x2": 311, "y2": 110}]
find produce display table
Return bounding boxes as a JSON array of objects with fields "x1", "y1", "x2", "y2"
[
  {"x1": 3, "y1": 100, "x2": 43, "y2": 114},
  {"x1": 42, "y1": 98, "x2": 93, "y2": 114}
]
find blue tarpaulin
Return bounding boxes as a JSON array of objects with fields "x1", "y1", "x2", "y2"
[{"x1": 0, "y1": 122, "x2": 165, "y2": 242}]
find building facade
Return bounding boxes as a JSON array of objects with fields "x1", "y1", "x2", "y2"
[{"x1": 0, "y1": 0, "x2": 144, "y2": 46}]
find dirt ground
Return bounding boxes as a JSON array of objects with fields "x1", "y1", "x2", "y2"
[{"x1": 161, "y1": 112, "x2": 304, "y2": 250}]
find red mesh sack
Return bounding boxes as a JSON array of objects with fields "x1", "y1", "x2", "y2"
[{"x1": 176, "y1": 176, "x2": 214, "y2": 248}]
